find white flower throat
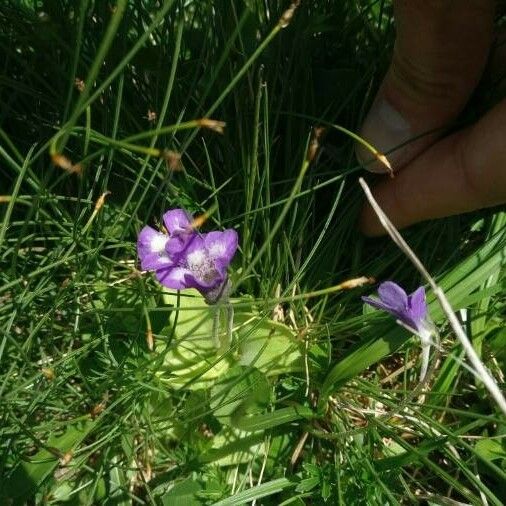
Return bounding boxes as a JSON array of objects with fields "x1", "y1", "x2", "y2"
[
  {"x1": 150, "y1": 234, "x2": 168, "y2": 253},
  {"x1": 186, "y1": 249, "x2": 219, "y2": 283}
]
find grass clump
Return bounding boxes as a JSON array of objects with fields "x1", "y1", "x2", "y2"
[{"x1": 1, "y1": 1, "x2": 505, "y2": 504}]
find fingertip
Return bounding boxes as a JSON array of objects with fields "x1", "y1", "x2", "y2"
[
  {"x1": 357, "y1": 98, "x2": 506, "y2": 238},
  {"x1": 356, "y1": 94, "x2": 416, "y2": 175},
  {"x1": 355, "y1": 142, "x2": 386, "y2": 175},
  {"x1": 356, "y1": 1, "x2": 494, "y2": 180}
]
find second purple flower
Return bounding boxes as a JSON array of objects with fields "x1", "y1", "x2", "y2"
[
  {"x1": 362, "y1": 281, "x2": 428, "y2": 335},
  {"x1": 362, "y1": 281, "x2": 435, "y2": 381}
]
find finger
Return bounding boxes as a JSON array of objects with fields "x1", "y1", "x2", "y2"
[
  {"x1": 361, "y1": 98, "x2": 506, "y2": 236},
  {"x1": 356, "y1": 0, "x2": 495, "y2": 173}
]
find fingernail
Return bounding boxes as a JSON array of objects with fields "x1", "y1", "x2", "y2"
[{"x1": 356, "y1": 96, "x2": 415, "y2": 173}]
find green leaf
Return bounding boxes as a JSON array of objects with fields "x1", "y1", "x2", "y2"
[
  {"x1": 162, "y1": 478, "x2": 206, "y2": 506},
  {"x1": 429, "y1": 226, "x2": 506, "y2": 322},
  {"x1": 1, "y1": 419, "x2": 95, "y2": 500},
  {"x1": 375, "y1": 437, "x2": 448, "y2": 472},
  {"x1": 295, "y1": 476, "x2": 320, "y2": 493},
  {"x1": 489, "y1": 327, "x2": 506, "y2": 362},
  {"x1": 158, "y1": 291, "x2": 301, "y2": 389},
  {"x1": 211, "y1": 478, "x2": 296, "y2": 506},
  {"x1": 302, "y1": 462, "x2": 320, "y2": 475},
  {"x1": 200, "y1": 430, "x2": 266, "y2": 466},
  {"x1": 235, "y1": 313, "x2": 303, "y2": 375},
  {"x1": 475, "y1": 439, "x2": 506, "y2": 463},
  {"x1": 210, "y1": 365, "x2": 270, "y2": 426},
  {"x1": 232, "y1": 405, "x2": 314, "y2": 432},
  {"x1": 104, "y1": 455, "x2": 131, "y2": 506},
  {"x1": 201, "y1": 428, "x2": 293, "y2": 467},
  {"x1": 321, "y1": 322, "x2": 406, "y2": 400},
  {"x1": 159, "y1": 290, "x2": 233, "y2": 388}
]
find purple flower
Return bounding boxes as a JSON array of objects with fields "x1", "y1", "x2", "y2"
[
  {"x1": 363, "y1": 281, "x2": 434, "y2": 381},
  {"x1": 137, "y1": 209, "x2": 238, "y2": 302},
  {"x1": 362, "y1": 281, "x2": 427, "y2": 334}
]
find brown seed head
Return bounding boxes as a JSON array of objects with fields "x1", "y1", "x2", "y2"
[
  {"x1": 59, "y1": 451, "x2": 73, "y2": 466},
  {"x1": 51, "y1": 153, "x2": 82, "y2": 175},
  {"x1": 307, "y1": 126, "x2": 325, "y2": 163},
  {"x1": 338, "y1": 276, "x2": 375, "y2": 290},
  {"x1": 278, "y1": 0, "x2": 301, "y2": 28},
  {"x1": 94, "y1": 191, "x2": 111, "y2": 211},
  {"x1": 74, "y1": 78, "x2": 85, "y2": 92},
  {"x1": 146, "y1": 328, "x2": 154, "y2": 351},
  {"x1": 90, "y1": 401, "x2": 106, "y2": 418},
  {"x1": 146, "y1": 109, "x2": 157, "y2": 122},
  {"x1": 41, "y1": 367, "x2": 55, "y2": 381},
  {"x1": 190, "y1": 212, "x2": 210, "y2": 230},
  {"x1": 162, "y1": 150, "x2": 183, "y2": 171},
  {"x1": 198, "y1": 118, "x2": 226, "y2": 134},
  {"x1": 375, "y1": 152, "x2": 393, "y2": 177}
]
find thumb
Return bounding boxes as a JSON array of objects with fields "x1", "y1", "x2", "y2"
[
  {"x1": 356, "y1": 0, "x2": 494, "y2": 173},
  {"x1": 360, "y1": 98, "x2": 506, "y2": 236}
]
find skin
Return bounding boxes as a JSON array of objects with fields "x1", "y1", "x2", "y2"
[{"x1": 358, "y1": 0, "x2": 506, "y2": 236}]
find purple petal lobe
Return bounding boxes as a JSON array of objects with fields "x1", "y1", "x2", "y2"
[
  {"x1": 138, "y1": 226, "x2": 168, "y2": 255},
  {"x1": 377, "y1": 281, "x2": 408, "y2": 312},
  {"x1": 362, "y1": 296, "x2": 398, "y2": 314},
  {"x1": 204, "y1": 229, "x2": 238, "y2": 264},
  {"x1": 193, "y1": 270, "x2": 223, "y2": 290},
  {"x1": 408, "y1": 286, "x2": 427, "y2": 323},
  {"x1": 137, "y1": 226, "x2": 172, "y2": 271},
  {"x1": 363, "y1": 282, "x2": 429, "y2": 332},
  {"x1": 141, "y1": 253, "x2": 174, "y2": 271},
  {"x1": 183, "y1": 233, "x2": 206, "y2": 257},
  {"x1": 165, "y1": 230, "x2": 196, "y2": 258},
  {"x1": 163, "y1": 209, "x2": 192, "y2": 234},
  {"x1": 183, "y1": 235, "x2": 224, "y2": 288},
  {"x1": 155, "y1": 266, "x2": 193, "y2": 289}
]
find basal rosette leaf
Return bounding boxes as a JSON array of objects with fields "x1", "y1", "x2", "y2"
[
  {"x1": 157, "y1": 290, "x2": 302, "y2": 390},
  {"x1": 234, "y1": 313, "x2": 303, "y2": 375}
]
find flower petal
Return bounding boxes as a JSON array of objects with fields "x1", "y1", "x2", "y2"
[
  {"x1": 377, "y1": 281, "x2": 408, "y2": 312},
  {"x1": 155, "y1": 266, "x2": 193, "y2": 289},
  {"x1": 137, "y1": 226, "x2": 172, "y2": 270},
  {"x1": 183, "y1": 235, "x2": 224, "y2": 289},
  {"x1": 362, "y1": 296, "x2": 400, "y2": 315},
  {"x1": 163, "y1": 208, "x2": 192, "y2": 234},
  {"x1": 408, "y1": 286, "x2": 427, "y2": 323},
  {"x1": 165, "y1": 231, "x2": 196, "y2": 258},
  {"x1": 204, "y1": 229, "x2": 238, "y2": 265},
  {"x1": 138, "y1": 226, "x2": 168, "y2": 255},
  {"x1": 192, "y1": 270, "x2": 224, "y2": 290},
  {"x1": 141, "y1": 253, "x2": 174, "y2": 271},
  {"x1": 363, "y1": 295, "x2": 418, "y2": 329},
  {"x1": 183, "y1": 233, "x2": 206, "y2": 259},
  {"x1": 364, "y1": 283, "x2": 429, "y2": 334}
]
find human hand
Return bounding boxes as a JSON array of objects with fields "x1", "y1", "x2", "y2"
[{"x1": 357, "y1": 1, "x2": 506, "y2": 236}]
